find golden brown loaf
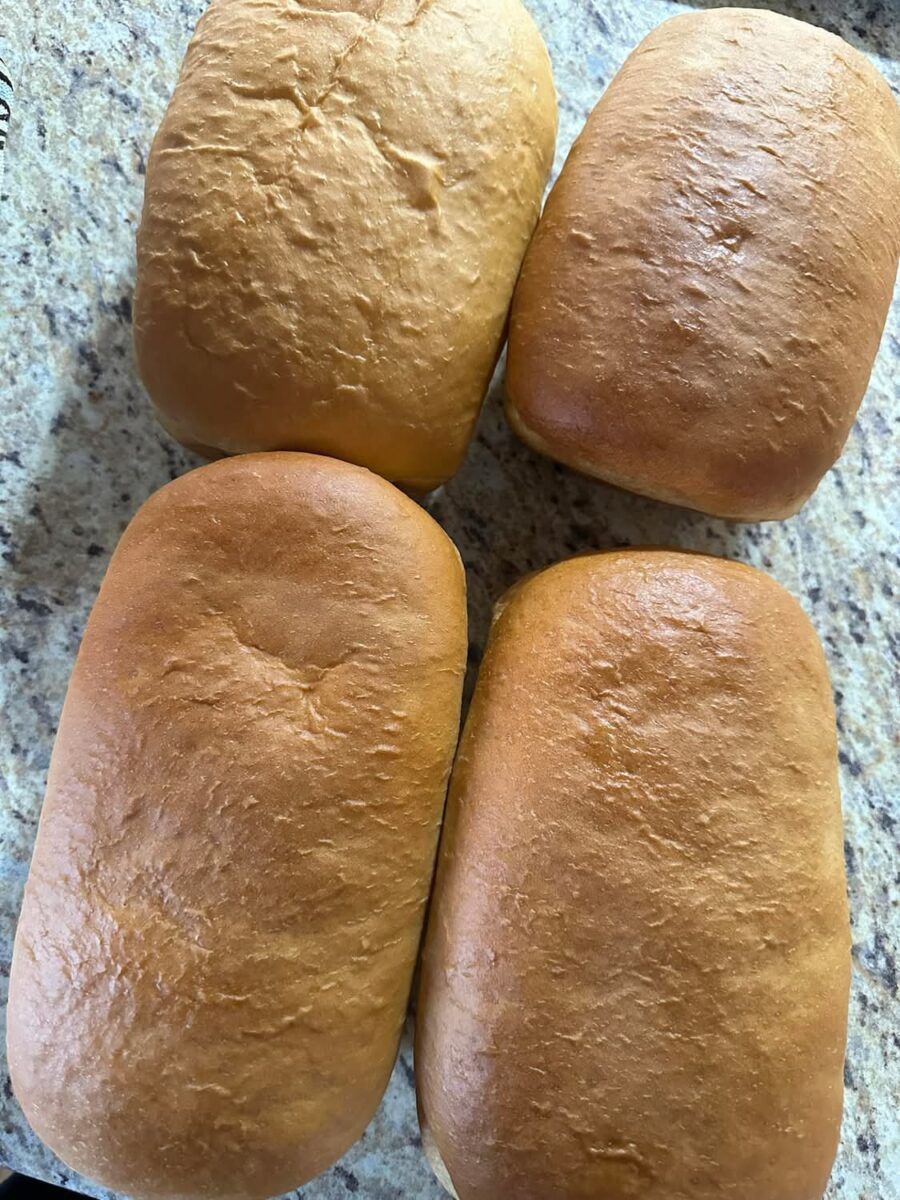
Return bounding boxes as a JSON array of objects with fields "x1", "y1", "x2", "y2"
[
  {"x1": 134, "y1": 0, "x2": 557, "y2": 491},
  {"x1": 7, "y1": 453, "x2": 467, "y2": 1200},
  {"x1": 507, "y1": 8, "x2": 900, "y2": 521},
  {"x1": 417, "y1": 549, "x2": 850, "y2": 1200}
]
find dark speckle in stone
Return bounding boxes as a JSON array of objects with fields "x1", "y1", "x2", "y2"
[
  {"x1": 838, "y1": 750, "x2": 862, "y2": 779},
  {"x1": 860, "y1": 931, "x2": 898, "y2": 998},
  {"x1": 43, "y1": 304, "x2": 59, "y2": 337},
  {"x1": 844, "y1": 841, "x2": 856, "y2": 876},
  {"x1": 101, "y1": 155, "x2": 125, "y2": 178},
  {"x1": 15, "y1": 595, "x2": 52, "y2": 617},
  {"x1": 0, "y1": 451, "x2": 23, "y2": 468},
  {"x1": 857, "y1": 1128, "x2": 883, "y2": 1175},
  {"x1": 109, "y1": 85, "x2": 140, "y2": 114},
  {"x1": 29, "y1": 503, "x2": 51, "y2": 533},
  {"x1": 86, "y1": 543, "x2": 105, "y2": 557},
  {"x1": 114, "y1": 293, "x2": 133, "y2": 323},
  {"x1": 870, "y1": 410, "x2": 890, "y2": 437},
  {"x1": 77, "y1": 340, "x2": 102, "y2": 383},
  {"x1": 334, "y1": 1166, "x2": 360, "y2": 1193},
  {"x1": 875, "y1": 807, "x2": 895, "y2": 836},
  {"x1": 846, "y1": 599, "x2": 868, "y2": 645},
  {"x1": 589, "y1": 5, "x2": 611, "y2": 35}
]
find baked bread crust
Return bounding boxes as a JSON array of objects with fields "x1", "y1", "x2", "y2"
[
  {"x1": 507, "y1": 8, "x2": 900, "y2": 520},
  {"x1": 134, "y1": 0, "x2": 557, "y2": 490},
  {"x1": 417, "y1": 549, "x2": 850, "y2": 1200},
  {"x1": 8, "y1": 452, "x2": 467, "y2": 1200}
]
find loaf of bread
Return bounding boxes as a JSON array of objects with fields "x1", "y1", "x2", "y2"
[
  {"x1": 7, "y1": 453, "x2": 467, "y2": 1200},
  {"x1": 417, "y1": 549, "x2": 850, "y2": 1200},
  {"x1": 134, "y1": 0, "x2": 557, "y2": 491},
  {"x1": 507, "y1": 8, "x2": 900, "y2": 520}
]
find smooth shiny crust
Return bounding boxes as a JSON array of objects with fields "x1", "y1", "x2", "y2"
[
  {"x1": 135, "y1": 0, "x2": 557, "y2": 490},
  {"x1": 8, "y1": 453, "x2": 467, "y2": 1200},
  {"x1": 507, "y1": 8, "x2": 900, "y2": 520},
  {"x1": 418, "y1": 549, "x2": 850, "y2": 1200}
]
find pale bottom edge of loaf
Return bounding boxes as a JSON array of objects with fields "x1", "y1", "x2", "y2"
[
  {"x1": 152, "y1": 405, "x2": 452, "y2": 495},
  {"x1": 421, "y1": 1122, "x2": 461, "y2": 1200}
]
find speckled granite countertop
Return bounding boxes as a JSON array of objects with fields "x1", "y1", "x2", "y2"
[{"x1": 0, "y1": 1, "x2": 897, "y2": 1197}]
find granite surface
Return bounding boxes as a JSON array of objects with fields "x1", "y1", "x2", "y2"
[{"x1": 0, "y1": 1, "x2": 898, "y2": 1197}]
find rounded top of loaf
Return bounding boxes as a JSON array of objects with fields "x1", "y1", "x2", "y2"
[
  {"x1": 494, "y1": 547, "x2": 822, "y2": 651},
  {"x1": 132, "y1": 450, "x2": 463, "y2": 586},
  {"x1": 642, "y1": 5, "x2": 900, "y2": 121}
]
